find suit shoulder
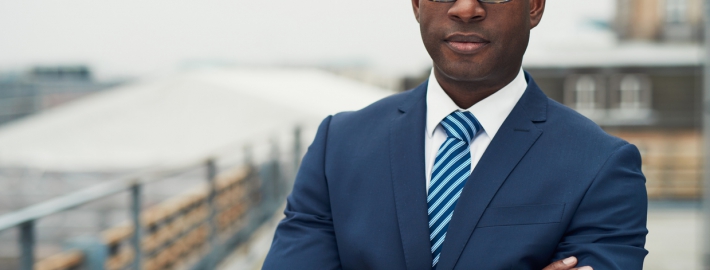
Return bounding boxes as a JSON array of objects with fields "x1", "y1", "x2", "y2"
[
  {"x1": 330, "y1": 88, "x2": 416, "y2": 126},
  {"x1": 543, "y1": 98, "x2": 628, "y2": 149}
]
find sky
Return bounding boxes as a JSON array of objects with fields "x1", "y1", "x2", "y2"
[{"x1": 0, "y1": 0, "x2": 615, "y2": 79}]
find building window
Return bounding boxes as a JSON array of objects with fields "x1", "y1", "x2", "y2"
[
  {"x1": 575, "y1": 75, "x2": 597, "y2": 110},
  {"x1": 613, "y1": 74, "x2": 651, "y2": 112},
  {"x1": 666, "y1": 0, "x2": 688, "y2": 24},
  {"x1": 609, "y1": 73, "x2": 652, "y2": 121},
  {"x1": 619, "y1": 75, "x2": 642, "y2": 110},
  {"x1": 564, "y1": 74, "x2": 606, "y2": 120}
]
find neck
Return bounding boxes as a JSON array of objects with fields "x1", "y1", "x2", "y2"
[{"x1": 433, "y1": 67, "x2": 520, "y2": 109}]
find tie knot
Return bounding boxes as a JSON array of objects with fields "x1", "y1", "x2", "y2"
[{"x1": 440, "y1": 111, "x2": 483, "y2": 144}]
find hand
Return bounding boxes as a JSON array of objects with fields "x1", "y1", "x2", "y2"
[{"x1": 542, "y1": 256, "x2": 593, "y2": 270}]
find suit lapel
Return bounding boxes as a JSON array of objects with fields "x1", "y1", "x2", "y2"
[
  {"x1": 436, "y1": 73, "x2": 549, "y2": 269},
  {"x1": 390, "y1": 82, "x2": 432, "y2": 270}
]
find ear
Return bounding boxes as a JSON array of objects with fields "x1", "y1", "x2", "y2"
[
  {"x1": 529, "y1": 0, "x2": 545, "y2": 29},
  {"x1": 412, "y1": 0, "x2": 421, "y2": 23}
]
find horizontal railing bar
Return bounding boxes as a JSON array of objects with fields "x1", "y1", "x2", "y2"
[
  {"x1": 0, "y1": 159, "x2": 208, "y2": 233},
  {"x1": 0, "y1": 172, "x2": 145, "y2": 233}
]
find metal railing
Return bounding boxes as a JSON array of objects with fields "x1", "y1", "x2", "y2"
[{"x1": 0, "y1": 127, "x2": 302, "y2": 270}]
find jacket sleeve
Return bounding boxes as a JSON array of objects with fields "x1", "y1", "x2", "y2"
[
  {"x1": 552, "y1": 143, "x2": 649, "y2": 269},
  {"x1": 263, "y1": 116, "x2": 342, "y2": 270}
]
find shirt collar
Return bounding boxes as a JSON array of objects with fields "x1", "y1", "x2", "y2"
[{"x1": 426, "y1": 68, "x2": 528, "y2": 139}]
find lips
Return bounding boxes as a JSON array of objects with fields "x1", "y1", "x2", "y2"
[{"x1": 444, "y1": 33, "x2": 490, "y2": 54}]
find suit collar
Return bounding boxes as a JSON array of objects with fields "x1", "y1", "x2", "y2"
[
  {"x1": 426, "y1": 68, "x2": 528, "y2": 139},
  {"x1": 521, "y1": 71, "x2": 548, "y2": 123},
  {"x1": 397, "y1": 80, "x2": 428, "y2": 114},
  {"x1": 399, "y1": 71, "x2": 547, "y2": 121}
]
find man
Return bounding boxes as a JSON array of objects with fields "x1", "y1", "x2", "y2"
[{"x1": 264, "y1": 0, "x2": 648, "y2": 269}]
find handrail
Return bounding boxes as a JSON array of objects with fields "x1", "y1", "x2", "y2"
[
  {"x1": 0, "y1": 125, "x2": 303, "y2": 270},
  {"x1": 0, "y1": 159, "x2": 206, "y2": 233}
]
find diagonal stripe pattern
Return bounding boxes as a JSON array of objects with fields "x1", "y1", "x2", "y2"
[{"x1": 428, "y1": 110, "x2": 482, "y2": 269}]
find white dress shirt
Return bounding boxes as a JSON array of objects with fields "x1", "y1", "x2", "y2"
[{"x1": 425, "y1": 68, "x2": 528, "y2": 192}]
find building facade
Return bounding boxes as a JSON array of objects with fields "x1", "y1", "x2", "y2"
[
  {"x1": 616, "y1": 0, "x2": 704, "y2": 42},
  {"x1": 0, "y1": 65, "x2": 124, "y2": 125}
]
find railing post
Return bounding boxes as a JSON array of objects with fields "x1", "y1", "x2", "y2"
[
  {"x1": 130, "y1": 182, "x2": 143, "y2": 270},
  {"x1": 19, "y1": 220, "x2": 34, "y2": 270},
  {"x1": 293, "y1": 126, "x2": 302, "y2": 177},
  {"x1": 243, "y1": 144, "x2": 259, "y2": 207},
  {"x1": 704, "y1": 0, "x2": 710, "y2": 268},
  {"x1": 243, "y1": 145, "x2": 253, "y2": 168},
  {"x1": 270, "y1": 139, "x2": 281, "y2": 204},
  {"x1": 206, "y1": 158, "x2": 218, "y2": 268}
]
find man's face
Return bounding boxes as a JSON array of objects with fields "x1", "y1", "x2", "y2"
[{"x1": 412, "y1": 0, "x2": 544, "y2": 84}]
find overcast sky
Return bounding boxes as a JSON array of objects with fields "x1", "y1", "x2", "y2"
[{"x1": 0, "y1": 0, "x2": 615, "y2": 79}]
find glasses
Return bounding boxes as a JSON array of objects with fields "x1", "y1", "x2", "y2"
[{"x1": 430, "y1": 0, "x2": 511, "y2": 3}]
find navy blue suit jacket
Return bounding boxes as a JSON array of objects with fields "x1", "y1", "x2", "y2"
[{"x1": 263, "y1": 73, "x2": 648, "y2": 270}]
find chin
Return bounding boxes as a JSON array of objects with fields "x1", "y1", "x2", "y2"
[{"x1": 436, "y1": 61, "x2": 492, "y2": 82}]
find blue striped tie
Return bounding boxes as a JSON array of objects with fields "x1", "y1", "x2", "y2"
[{"x1": 428, "y1": 110, "x2": 483, "y2": 269}]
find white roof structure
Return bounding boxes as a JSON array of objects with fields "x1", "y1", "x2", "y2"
[
  {"x1": 0, "y1": 67, "x2": 394, "y2": 171},
  {"x1": 524, "y1": 42, "x2": 703, "y2": 68},
  {"x1": 522, "y1": 0, "x2": 702, "y2": 68}
]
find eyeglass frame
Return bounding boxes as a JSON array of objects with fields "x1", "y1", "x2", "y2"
[{"x1": 429, "y1": 0, "x2": 512, "y2": 3}]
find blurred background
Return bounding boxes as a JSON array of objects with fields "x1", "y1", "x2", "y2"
[{"x1": 0, "y1": 0, "x2": 703, "y2": 269}]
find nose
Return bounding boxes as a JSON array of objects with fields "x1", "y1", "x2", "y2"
[{"x1": 447, "y1": 0, "x2": 486, "y2": 23}]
